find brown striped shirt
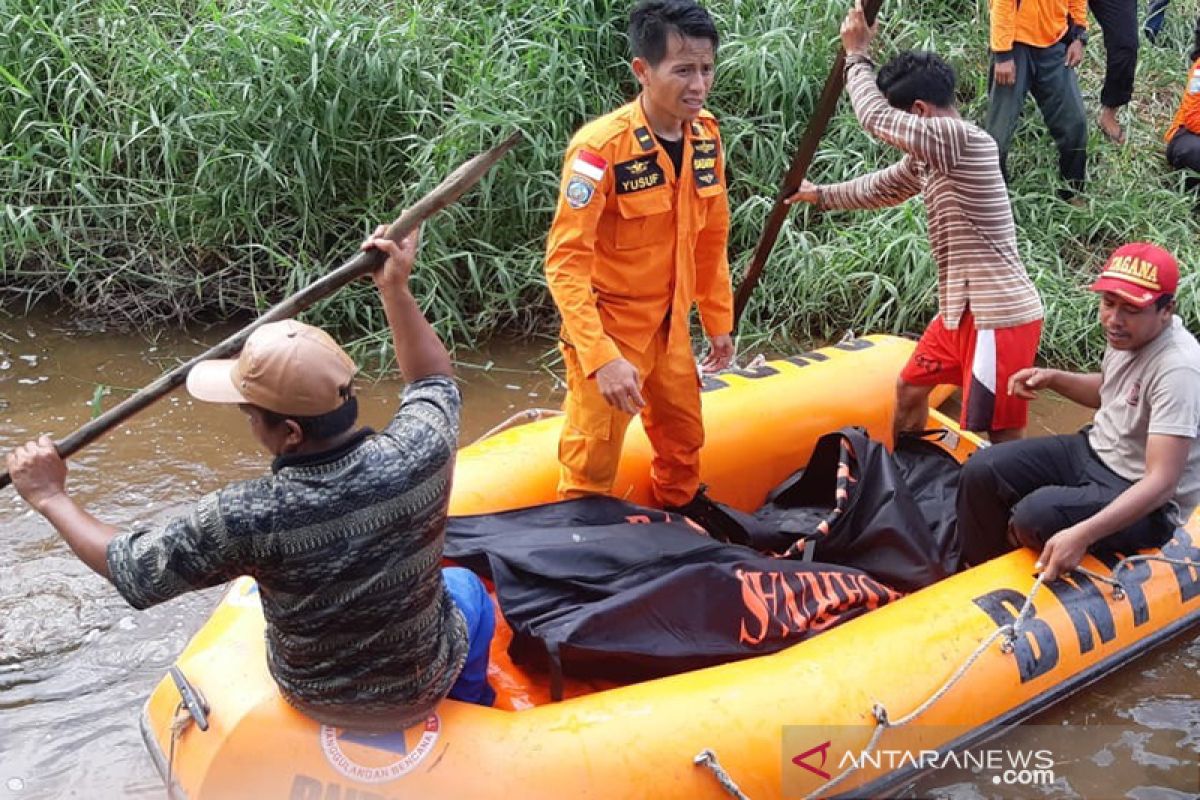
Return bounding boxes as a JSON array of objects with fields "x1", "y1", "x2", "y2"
[{"x1": 820, "y1": 60, "x2": 1043, "y2": 331}]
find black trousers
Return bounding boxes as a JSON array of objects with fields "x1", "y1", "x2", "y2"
[
  {"x1": 957, "y1": 432, "x2": 1175, "y2": 567},
  {"x1": 985, "y1": 42, "x2": 1088, "y2": 193},
  {"x1": 1167, "y1": 129, "x2": 1200, "y2": 192},
  {"x1": 1167, "y1": 129, "x2": 1200, "y2": 169},
  {"x1": 1089, "y1": 0, "x2": 1140, "y2": 108}
]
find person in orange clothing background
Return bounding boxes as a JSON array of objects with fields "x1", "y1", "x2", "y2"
[
  {"x1": 544, "y1": 0, "x2": 741, "y2": 538},
  {"x1": 1164, "y1": 49, "x2": 1200, "y2": 194},
  {"x1": 984, "y1": 0, "x2": 1089, "y2": 199}
]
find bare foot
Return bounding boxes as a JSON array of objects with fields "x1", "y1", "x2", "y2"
[{"x1": 1098, "y1": 107, "x2": 1126, "y2": 144}]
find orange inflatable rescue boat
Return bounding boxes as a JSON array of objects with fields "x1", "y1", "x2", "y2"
[{"x1": 140, "y1": 335, "x2": 1200, "y2": 799}]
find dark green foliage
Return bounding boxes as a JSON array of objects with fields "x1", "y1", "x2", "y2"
[{"x1": 1, "y1": 0, "x2": 1196, "y2": 368}]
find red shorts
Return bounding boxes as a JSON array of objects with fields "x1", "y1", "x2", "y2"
[{"x1": 900, "y1": 310, "x2": 1042, "y2": 433}]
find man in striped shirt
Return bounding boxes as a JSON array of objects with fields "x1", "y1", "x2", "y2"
[{"x1": 787, "y1": 1, "x2": 1044, "y2": 444}]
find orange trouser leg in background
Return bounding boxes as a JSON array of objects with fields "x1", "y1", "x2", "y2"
[{"x1": 556, "y1": 326, "x2": 702, "y2": 507}]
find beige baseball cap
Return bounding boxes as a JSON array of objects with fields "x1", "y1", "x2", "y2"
[{"x1": 186, "y1": 320, "x2": 357, "y2": 416}]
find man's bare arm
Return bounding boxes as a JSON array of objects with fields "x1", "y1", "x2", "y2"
[
  {"x1": 7, "y1": 436, "x2": 118, "y2": 578},
  {"x1": 1038, "y1": 433, "x2": 1189, "y2": 580},
  {"x1": 1009, "y1": 367, "x2": 1102, "y2": 409}
]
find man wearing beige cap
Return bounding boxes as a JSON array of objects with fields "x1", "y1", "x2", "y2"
[
  {"x1": 6, "y1": 223, "x2": 496, "y2": 730},
  {"x1": 956, "y1": 242, "x2": 1200, "y2": 581}
]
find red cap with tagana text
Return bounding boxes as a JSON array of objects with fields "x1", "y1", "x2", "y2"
[{"x1": 1089, "y1": 242, "x2": 1179, "y2": 308}]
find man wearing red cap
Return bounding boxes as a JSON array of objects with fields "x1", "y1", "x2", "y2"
[
  {"x1": 5, "y1": 224, "x2": 497, "y2": 731},
  {"x1": 956, "y1": 243, "x2": 1200, "y2": 580}
]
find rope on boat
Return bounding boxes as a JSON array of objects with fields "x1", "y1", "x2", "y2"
[
  {"x1": 1073, "y1": 566, "x2": 1127, "y2": 598},
  {"x1": 165, "y1": 700, "x2": 191, "y2": 800},
  {"x1": 1077, "y1": 553, "x2": 1200, "y2": 600},
  {"x1": 803, "y1": 575, "x2": 1047, "y2": 799},
  {"x1": 803, "y1": 549, "x2": 1200, "y2": 798},
  {"x1": 693, "y1": 748, "x2": 752, "y2": 799},
  {"x1": 473, "y1": 408, "x2": 562, "y2": 443},
  {"x1": 694, "y1": 547, "x2": 1200, "y2": 799}
]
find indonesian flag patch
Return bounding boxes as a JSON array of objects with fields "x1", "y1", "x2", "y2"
[{"x1": 571, "y1": 150, "x2": 607, "y2": 181}]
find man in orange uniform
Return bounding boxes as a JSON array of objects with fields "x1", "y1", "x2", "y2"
[
  {"x1": 1165, "y1": 51, "x2": 1200, "y2": 194},
  {"x1": 544, "y1": 0, "x2": 737, "y2": 532},
  {"x1": 985, "y1": 0, "x2": 1089, "y2": 199}
]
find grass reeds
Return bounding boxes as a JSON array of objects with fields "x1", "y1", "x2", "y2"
[{"x1": 1, "y1": 0, "x2": 1196, "y2": 368}]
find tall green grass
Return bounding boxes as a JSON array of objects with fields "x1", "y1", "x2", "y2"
[{"x1": 1, "y1": 0, "x2": 1196, "y2": 368}]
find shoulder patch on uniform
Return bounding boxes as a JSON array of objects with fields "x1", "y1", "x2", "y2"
[
  {"x1": 633, "y1": 127, "x2": 655, "y2": 151},
  {"x1": 691, "y1": 139, "x2": 720, "y2": 187},
  {"x1": 615, "y1": 156, "x2": 665, "y2": 194},
  {"x1": 571, "y1": 150, "x2": 607, "y2": 181},
  {"x1": 1190, "y1": 66, "x2": 1200, "y2": 93},
  {"x1": 564, "y1": 176, "x2": 596, "y2": 209}
]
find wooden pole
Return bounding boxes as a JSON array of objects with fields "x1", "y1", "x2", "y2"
[
  {"x1": 732, "y1": 0, "x2": 884, "y2": 326},
  {"x1": 1, "y1": 131, "x2": 523, "y2": 490}
]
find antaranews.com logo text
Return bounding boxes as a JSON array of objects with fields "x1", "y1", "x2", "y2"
[{"x1": 782, "y1": 724, "x2": 1197, "y2": 798}]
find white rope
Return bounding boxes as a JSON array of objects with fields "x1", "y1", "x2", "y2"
[
  {"x1": 693, "y1": 748, "x2": 751, "y2": 799},
  {"x1": 803, "y1": 575, "x2": 1046, "y2": 799},
  {"x1": 1072, "y1": 553, "x2": 1199, "y2": 601},
  {"x1": 804, "y1": 718, "x2": 888, "y2": 799},
  {"x1": 165, "y1": 701, "x2": 190, "y2": 799},
  {"x1": 1112, "y1": 553, "x2": 1200, "y2": 572},
  {"x1": 472, "y1": 408, "x2": 562, "y2": 443},
  {"x1": 707, "y1": 551, "x2": 1200, "y2": 799},
  {"x1": 1072, "y1": 565, "x2": 1125, "y2": 595}
]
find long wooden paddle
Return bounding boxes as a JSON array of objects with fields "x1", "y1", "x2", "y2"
[
  {"x1": 0, "y1": 131, "x2": 523, "y2": 490},
  {"x1": 732, "y1": 0, "x2": 884, "y2": 326}
]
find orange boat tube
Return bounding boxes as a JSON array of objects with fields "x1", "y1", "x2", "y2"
[{"x1": 139, "y1": 335, "x2": 1200, "y2": 799}]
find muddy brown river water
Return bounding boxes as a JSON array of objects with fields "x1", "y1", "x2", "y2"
[{"x1": 0, "y1": 314, "x2": 1195, "y2": 799}]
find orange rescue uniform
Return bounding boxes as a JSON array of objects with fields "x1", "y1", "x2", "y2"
[
  {"x1": 1166, "y1": 58, "x2": 1200, "y2": 142},
  {"x1": 989, "y1": 0, "x2": 1087, "y2": 53},
  {"x1": 545, "y1": 99, "x2": 733, "y2": 507}
]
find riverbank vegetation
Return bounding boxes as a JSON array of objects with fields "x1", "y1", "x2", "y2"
[{"x1": 2, "y1": 0, "x2": 1196, "y2": 368}]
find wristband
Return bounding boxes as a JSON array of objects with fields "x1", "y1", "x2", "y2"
[{"x1": 845, "y1": 53, "x2": 875, "y2": 70}]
